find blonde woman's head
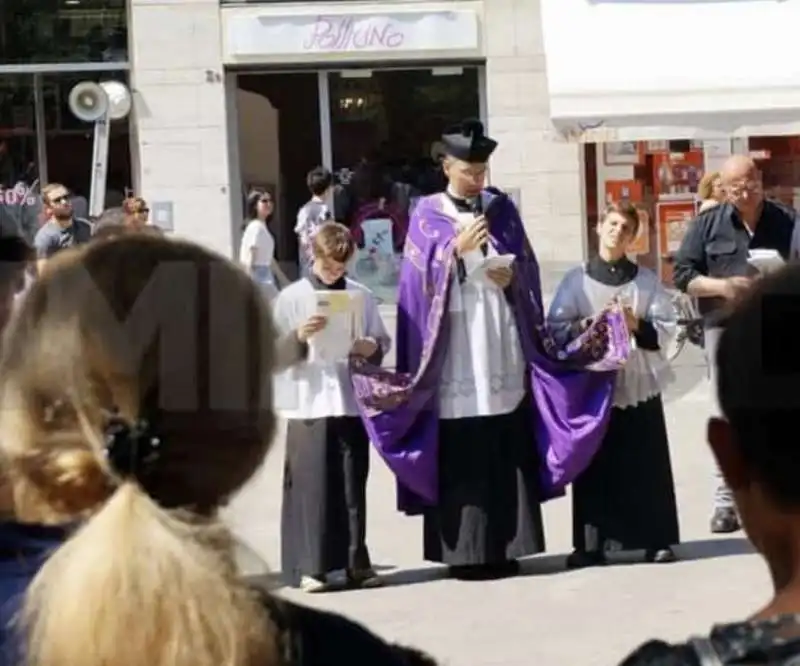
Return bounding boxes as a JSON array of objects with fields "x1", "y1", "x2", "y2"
[
  {"x1": 698, "y1": 171, "x2": 722, "y2": 201},
  {"x1": 0, "y1": 235, "x2": 277, "y2": 666}
]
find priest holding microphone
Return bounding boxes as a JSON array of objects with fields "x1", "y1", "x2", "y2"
[{"x1": 351, "y1": 119, "x2": 625, "y2": 581}]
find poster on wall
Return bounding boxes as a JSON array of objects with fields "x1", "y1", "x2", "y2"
[
  {"x1": 603, "y1": 142, "x2": 645, "y2": 167},
  {"x1": 604, "y1": 180, "x2": 650, "y2": 256},
  {"x1": 652, "y1": 150, "x2": 704, "y2": 199},
  {"x1": 657, "y1": 200, "x2": 696, "y2": 284},
  {"x1": 347, "y1": 217, "x2": 402, "y2": 305}
]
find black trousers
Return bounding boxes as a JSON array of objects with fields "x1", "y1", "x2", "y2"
[{"x1": 281, "y1": 416, "x2": 372, "y2": 586}]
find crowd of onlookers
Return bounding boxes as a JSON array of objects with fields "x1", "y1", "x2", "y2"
[{"x1": 0, "y1": 165, "x2": 799, "y2": 666}]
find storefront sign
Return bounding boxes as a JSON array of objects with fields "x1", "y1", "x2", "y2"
[{"x1": 226, "y1": 10, "x2": 480, "y2": 59}]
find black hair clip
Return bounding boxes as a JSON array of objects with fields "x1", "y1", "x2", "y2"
[{"x1": 104, "y1": 413, "x2": 162, "y2": 480}]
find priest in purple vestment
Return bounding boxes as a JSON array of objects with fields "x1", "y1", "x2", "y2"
[{"x1": 349, "y1": 119, "x2": 629, "y2": 580}]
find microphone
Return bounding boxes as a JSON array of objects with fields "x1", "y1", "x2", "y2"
[{"x1": 470, "y1": 197, "x2": 488, "y2": 257}]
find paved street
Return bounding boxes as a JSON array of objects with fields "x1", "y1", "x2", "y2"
[{"x1": 224, "y1": 343, "x2": 767, "y2": 666}]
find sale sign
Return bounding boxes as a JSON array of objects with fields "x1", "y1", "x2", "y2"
[{"x1": 0, "y1": 183, "x2": 38, "y2": 207}]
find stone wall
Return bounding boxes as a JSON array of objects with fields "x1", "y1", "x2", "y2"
[
  {"x1": 482, "y1": 0, "x2": 585, "y2": 294},
  {"x1": 128, "y1": 0, "x2": 235, "y2": 253}
]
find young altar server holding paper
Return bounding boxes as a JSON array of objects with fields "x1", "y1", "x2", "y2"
[
  {"x1": 272, "y1": 222, "x2": 391, "y2": 593},
  {"x1": 349, "y1": 119, "x2": 631, "y2": 581},
  {"x1": 548, "y1": 201, "x2": 680, "y2": 569}
]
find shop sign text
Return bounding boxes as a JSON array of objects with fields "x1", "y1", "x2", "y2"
[{"x1": 302, "y1": 15, "x2": 405, "y2": 52}]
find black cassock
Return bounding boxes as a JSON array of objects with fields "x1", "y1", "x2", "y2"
[
  {"x1": 281, "y1": 416, "x2": 371, "y2": 585},
  {"x1": 549, "y1": 256, "x2": 680, "y2": 554},
  {"x1": 421, "y1": 191, "x2": 545, "y2": 573},
  {"x1": 277, "y1": 273, "x2": 378, "y2": 586}
]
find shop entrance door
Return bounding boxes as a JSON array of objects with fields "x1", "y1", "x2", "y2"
[{"x1": 324, "y1": 66, "x2": 482, "y2": 303}]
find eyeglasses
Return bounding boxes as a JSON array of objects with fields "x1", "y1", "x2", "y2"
[{"x1": 726, "y1": 179, "x2": 762, "y2": 197}]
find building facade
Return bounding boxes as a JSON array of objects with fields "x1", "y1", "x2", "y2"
[
  {"x1": 128, "y1": 0, "x2": 585, "y2": 291},
  {"x1": 7, "y1": 0, "x2": 798, "y2": 293}
]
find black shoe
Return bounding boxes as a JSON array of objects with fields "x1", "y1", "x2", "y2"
[
  {"x1": 449, "y1": 560, "x2": 520, "y2": 581},
  {"x1": 566, "y1": 550, "x2": 606, "y2": 569},
  {"x1": 645, "y1": 547, "x2": 676, "y2": 563},
  {"x1": 710, "y1": 507, "x2": 740, "y2": 534}
]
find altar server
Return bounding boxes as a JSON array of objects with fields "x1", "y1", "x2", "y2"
[
  {"x1": 272, "y1": 222, "x2": 390, "y2": 593},
  {"x1": 548, "y1": 201, "x2": 680, "y2": 568},
  {"x1": 349, "y1": 119, "x2": 628, "y2": 581}
]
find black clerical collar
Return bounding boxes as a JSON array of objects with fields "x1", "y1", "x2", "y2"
[
  {"x1": 586, "y1": 254, "x2": 638, "y2": 286},
  {"x1": 307, "y1": 272, "x2": 347, "y2": 291},
  {"x1": 445, "y1": 189, "x2": 478, "y2": 213}
]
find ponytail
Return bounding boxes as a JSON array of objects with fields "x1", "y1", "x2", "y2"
[{"x1": 22, "y1": 483, "x2": 275, "y2": 666}]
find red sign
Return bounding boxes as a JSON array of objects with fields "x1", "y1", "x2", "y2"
[{"x1": 657, "y1": 200, "x2": 696, "y2": 284}]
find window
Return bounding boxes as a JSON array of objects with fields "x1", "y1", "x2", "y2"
[{"x1": 0, "y1": 0, "x2": 127, "y2": 65}]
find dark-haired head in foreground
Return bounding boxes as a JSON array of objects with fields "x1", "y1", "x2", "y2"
[
  {"x1": 711, "y1": 264, "x2": 800, "y2": 598},
  {"x1": 618, "y1": 264, "x2": 800, "y2": 665}
]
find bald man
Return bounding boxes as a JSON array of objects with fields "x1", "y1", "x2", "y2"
[{"x1": 674, "y1": 155, "x2": 800, "y2": 534}]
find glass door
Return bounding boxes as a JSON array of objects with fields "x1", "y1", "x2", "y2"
[
  {"x1": 0, "y1": 73, "x2": 41, "y2": 240},
  {"x1": 325, "y1": 66, "x2": 481, "y2": 303}
]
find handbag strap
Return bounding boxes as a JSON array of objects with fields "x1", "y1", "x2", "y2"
[{"x1": 689, "y1": 637, "x2": 725, "y2": 666}]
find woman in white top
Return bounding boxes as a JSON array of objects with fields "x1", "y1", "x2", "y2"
[{"x1": 239, "y1": 189, "x2": 288, "y2": 300}]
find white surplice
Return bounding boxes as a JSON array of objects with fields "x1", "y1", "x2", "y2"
[
  {"x1": 548, "y1": 262, "x2": 676, "y2": 409},
  {"x1": 437, "y1": 193, "x2": 527, "y2": 420},
  {"x1": 272, "y1": 278, "x2": 391, "y2": 420}
]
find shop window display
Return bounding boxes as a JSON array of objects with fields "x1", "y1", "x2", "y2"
[
  {"x1": 327, "y1": 68, "x2": 479, "y2": 304},
  {"x1": 587, "y1": 136, "x2": 800, "y2": 287},
  {"x1": 587, "y1": 140, "x2": 706, "y2": 286},
  {"x1": 0, "y1": 72, "x2": 132, "y2": 241}
]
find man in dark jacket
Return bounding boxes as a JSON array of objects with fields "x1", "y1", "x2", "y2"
[{"x1": 673, "y1": 154, "x2": 799, "y2": 534}]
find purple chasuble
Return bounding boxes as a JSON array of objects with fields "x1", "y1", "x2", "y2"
[{"x1": 349, "y1": 188, "x2": 631, "y2": 515}]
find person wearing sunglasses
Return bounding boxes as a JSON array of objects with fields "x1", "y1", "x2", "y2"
[
  {"x1": 33, "y1": 183, "x2": 92, "y2": 274},
  {"x1": 122, "y1": 196, "x2": 153, "y2": 231}
]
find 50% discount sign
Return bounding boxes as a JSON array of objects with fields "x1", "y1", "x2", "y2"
[{"x1": 0, "y1": 183, "x2": 38, "y2": 207}]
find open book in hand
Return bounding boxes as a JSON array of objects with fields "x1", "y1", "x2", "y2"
[
  {"x1": 308, "y1": 290, "x2": 364, "y2": 363},
  {"x1": 748, "y1": 248, "x2": 784, "y2": 275},
  {"x1": 467, "y1": 253, "x2": 516, "y2": 286}
]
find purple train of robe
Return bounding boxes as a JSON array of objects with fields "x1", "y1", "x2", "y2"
[{"x1": 348, "y1": 188, "x2": 631, "y2": 515}]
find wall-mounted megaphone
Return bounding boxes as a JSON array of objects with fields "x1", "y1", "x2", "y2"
[
  {"x1": 67, "y1": 80, "x2": 133, "y2": 217},
  {"x1": 67, "y1": 80, "x2": 132, "y2": 123},
  {"x1": 68, "y1": 81, "x2": 108, "y2": 123}
]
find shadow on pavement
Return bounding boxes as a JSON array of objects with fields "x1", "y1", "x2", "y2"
[
  {"x1": 675, "y1": 537, "x2": 754, "y2": 561},
  {"x1": 247, "y1": 564, "x2": 398, "y2": 592},
  {"x1": 375, "y1": 553, "x2": 570, "y2": 588},
  {"x1": 244, "y1": 540, "x2": 753, "y2": 593}
]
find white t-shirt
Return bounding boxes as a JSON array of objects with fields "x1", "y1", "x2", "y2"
[{"x1": 239, "y1": 219, "x2": 275, "y2": 267}]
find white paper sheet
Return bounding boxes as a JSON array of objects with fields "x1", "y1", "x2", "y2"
[
  {"x1": 748, "y1": 249, "x2": 785, "y2": 275},
  {"x1": 467, "y1": 253, "x2": 516, "y2": 286},
  {"x1": 307, "y1": 290, "x2": 364, "y2": 363}
]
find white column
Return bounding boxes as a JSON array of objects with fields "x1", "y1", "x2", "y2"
[
  {"x1": 482, "y1": 0, "x2": 585, "y2": 294},
  {"x1": 128, "y1": 0, "x2": 234, "y2": 256}
]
